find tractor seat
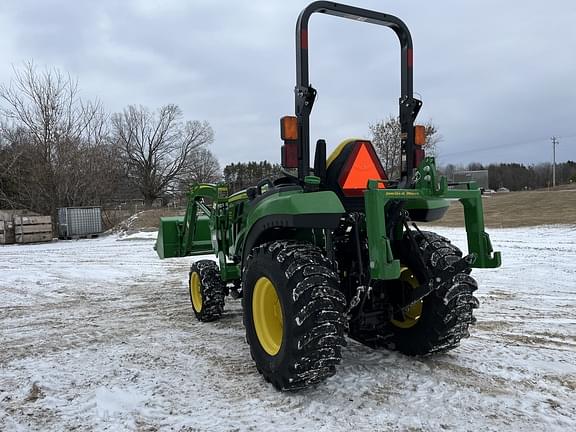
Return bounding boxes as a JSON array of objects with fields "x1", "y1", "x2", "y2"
[{"x1": 325, "y1": 138, "x2": 388, "y2": 209}]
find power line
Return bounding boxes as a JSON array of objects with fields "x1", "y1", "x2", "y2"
[{"x1": 442, "y1": 132, "x2": 576, "y2": 158}]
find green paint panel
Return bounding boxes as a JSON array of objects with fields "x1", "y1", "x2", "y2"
[
  {"x1": 156, "y1": 216, "x2": 183, "y2": 259},
  {"x1": 246, "y1": 190, "x2": 345, "y2": 227},
  {"x1": 404, "y1": 198, "x2": 448, "y2": 210}
]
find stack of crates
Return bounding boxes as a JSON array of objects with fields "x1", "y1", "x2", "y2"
[{"x1": 0, "y1": 210, "x2": 53, "y2": 244}]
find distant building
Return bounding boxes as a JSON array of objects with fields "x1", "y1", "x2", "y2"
[{"x1": 453, "y1": 170, "x2": 489, "y2": 190}]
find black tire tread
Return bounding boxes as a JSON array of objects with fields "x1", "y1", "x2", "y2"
[
  {"x1": 189, "y1": 260, "x2": 225, "y2": 322},
  {"x1": 389, "y1": 230, "x2": 479, "y2": 355},
  {"x1": 243, "y1": 240, "x2": 346, "y2": 391}
]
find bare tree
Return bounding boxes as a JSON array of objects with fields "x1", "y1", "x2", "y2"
[
  {"x1": 0, "y1": 131, "x2": 21, "y2": 208},
  {"x1": 423, "y1": 121, "x2": 442, "y2": 159},
  {"x1": 0, "y1": 62, "x2": 117, "y2": 218},
  {"x1": 441, "y1": 163, "x2": 459, "y2": 180},
  {"x1": 112, "y1": 104, "x2": 214, "y2": 207},
  {"x1": 370, "y1": 116, "x2": 441, "y2": 179},
  {"x1": 0, "y1": 62, "x2": 103, "y2": 157},
  {"x1": 370, "y1": 115, "x2": 402, "y2": 179},
  {"x1": 184, "y1": 147, "x2": 221, "y2": 185}
]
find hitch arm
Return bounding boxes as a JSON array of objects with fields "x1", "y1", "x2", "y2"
[{"x1": 364, "y1": 176, "x2": 501, "y2": 281}]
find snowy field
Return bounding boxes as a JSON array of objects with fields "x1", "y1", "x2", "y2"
[{"x1": 1, "y1": 226, "x2": 575, "y2": 431}]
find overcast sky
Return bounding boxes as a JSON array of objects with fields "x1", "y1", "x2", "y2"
[{"x1": 1, "y1": 0, "x2": 575, "y2": 167}]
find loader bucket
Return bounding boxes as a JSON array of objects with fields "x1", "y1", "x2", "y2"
[
  {"x1": 156, "y1": 216, "x2": 181, "y2": 259},
  {"x1": 156, "y1": 215, "x2": 212, "y2": 259},
  {"x1": 187, "y1": 215, "x2": 213, "y2": 255}
]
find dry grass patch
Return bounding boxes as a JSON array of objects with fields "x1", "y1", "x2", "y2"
[{"x1": 430, "y1": 186, "x2": 576, "y2": 228}]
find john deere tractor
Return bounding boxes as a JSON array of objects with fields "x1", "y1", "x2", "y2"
[{"x1": 156, "y1": 1, "x2": 501, "y2": 391}]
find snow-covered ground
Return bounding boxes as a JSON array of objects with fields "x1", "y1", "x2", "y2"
[{"x1": 1, "y1": 226, "x2": 575, "y2": 431}]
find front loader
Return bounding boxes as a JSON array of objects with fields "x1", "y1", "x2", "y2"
[{"x1": 156, "y1": 1, "x2": 501, "y2": 391}]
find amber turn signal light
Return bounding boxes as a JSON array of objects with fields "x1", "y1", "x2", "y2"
[
  {"x1": 414, "y1": 125, "x2": 426, "y2": 146},
  {"x1": 280, "y1": 116, "x2": 298, "y2": 141}
]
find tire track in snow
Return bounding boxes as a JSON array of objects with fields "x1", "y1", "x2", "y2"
[{"x1": 1, "y1": 229, "x2": 575, "y2": 431}]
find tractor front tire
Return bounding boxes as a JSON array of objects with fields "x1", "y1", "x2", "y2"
[
  {"x1": 387, "y1": 231, "x2": 479, "y2": 355},
  {"x1": 188, "y1": 260, "x2": 225, "y2": 322},
  {"x1": 242, "y1": 241, "x2": 347, "y2": 391}
]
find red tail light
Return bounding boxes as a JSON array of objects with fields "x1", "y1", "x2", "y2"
[{"x1": 282, "y1": 142, "x2": 298, "y2": 168}]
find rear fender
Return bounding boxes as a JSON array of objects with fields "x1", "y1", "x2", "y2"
[{"x1": 240, "y1": 190, "x2": 344, "y2": 268}]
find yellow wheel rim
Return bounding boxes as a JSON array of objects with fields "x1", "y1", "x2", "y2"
[
  {"x1": 252, "y1": 276, "x2": 283, "y2": 356},
  {"x1": 390, "y1": 267, "x2": 423, "y2": 329},
  {"x1": 190, "y1": 271, "x2": 202, "y2": 313}
]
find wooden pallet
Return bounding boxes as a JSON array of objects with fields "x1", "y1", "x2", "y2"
[
  {"x1": 0, "y1": 220, "x2": 16, "y2": 244},
  {"x1": 13, "y1": 215, "x2": 53, "y2": 244}
]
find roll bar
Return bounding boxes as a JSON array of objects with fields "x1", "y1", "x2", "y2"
[{"x1": 293, "y1": 1, "x2": 422, "y2": 183}]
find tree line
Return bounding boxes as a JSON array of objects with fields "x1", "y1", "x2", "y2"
[
  {"x1": 223, "y1": 161, "x2": 282, "y2": 193},
  {"x1": 443, "y1": 161, "x2": 576, "y2": 191},
  {"x1": 0, "y1": 62, "x2": 220, "y2": 221}
]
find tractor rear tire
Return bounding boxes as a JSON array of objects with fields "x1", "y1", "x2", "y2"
[
  {"x1": 242, "y1": 240, "x2": 347, "y2": 391},
  {"x1": 188, "y1": 260, "x2": 225, "y2": 322},
  {"x1": 386, "y1": 231, "x2": 479, "y2": 355}
]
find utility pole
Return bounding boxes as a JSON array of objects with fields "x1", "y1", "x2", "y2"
[{"x1": 551, "y1": 136, "x2": 559, "y2": 187}]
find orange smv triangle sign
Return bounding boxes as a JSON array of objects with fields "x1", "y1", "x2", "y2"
[{"x1": 341, "y1": 142, "x2": 385, "y2": 194}]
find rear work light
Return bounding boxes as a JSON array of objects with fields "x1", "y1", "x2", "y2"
[{"x1": 339, "y1": 141, "x2": 387, "y2": 197}]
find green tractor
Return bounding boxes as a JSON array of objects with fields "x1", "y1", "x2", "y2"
[{"x1": 156, "y1": 1, "x2": 501, "y2": 391}]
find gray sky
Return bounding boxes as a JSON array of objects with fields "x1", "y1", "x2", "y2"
[{"x1": 1, "y1": 0, "x2": 575, "y2": 167}]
